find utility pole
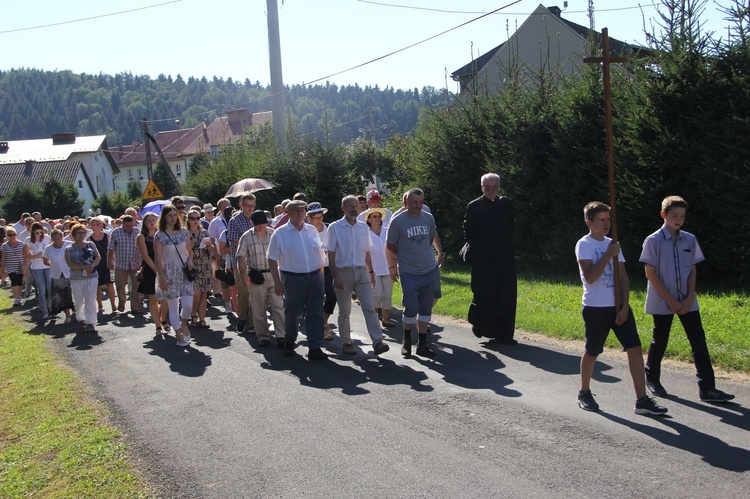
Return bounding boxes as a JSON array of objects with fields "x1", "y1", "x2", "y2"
[
  {"x1": 266, "y1": 0, "x2": 287, "y2": 150},
  {"x1": 142, "y1": 117, "x2": 153, "y2": 181},
  {"x1": 588, "y1": 0, "x2": 595, "y2": 32}
]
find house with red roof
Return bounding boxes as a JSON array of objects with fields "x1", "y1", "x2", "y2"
[{"x1": 111, "y1": 109, "x2": 272, "y2": 192}]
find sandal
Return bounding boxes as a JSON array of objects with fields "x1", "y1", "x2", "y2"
[
  {"x1": 155, "y1": 327, "x2": 164, "y2": 336},
  {"x1": 190, "y1": 315, "x2": 199, "y2": 327},
  {"x1": 199, "y1": 320, "x2": 209, "y2": 328},
  {"x1": 381, "y1": 320, "x2": 395, "y2": 328},
  {"x1": 163, "y1": 324, "x2": 171, "y2": 332}
]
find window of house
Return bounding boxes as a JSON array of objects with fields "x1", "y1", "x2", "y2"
[
  {"x1": 128, "y1": 169, "x2": 133, "y2": 178},
  {"x1": 78, "y1": 180, "x2": 83, "y2": 188},
  {"x1": 138, "y1": 168, "x2": 143, "y2": 180},
  {"x1": 210, "y1": 145, "x2": 222, "y2": 159},
  {"x1": 176, "y1": 164, "x2": 182, "y2": 176}
]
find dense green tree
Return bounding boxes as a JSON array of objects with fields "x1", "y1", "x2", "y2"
[
  {"x1": 39, "y1": 177, "x2": 84, "y2": 219},
  {"x1": 126, "y1": 179, "x2": 143, "y2": 200},
  {"x1": 91, "y1": 191, "x2": 136, "y2": 218},
  {"x1": 2, "y1": 183, "x2": 41, "y2": 222},
  {"x1": 152, "y1": 159, "x2": 181, "y2": 198}
]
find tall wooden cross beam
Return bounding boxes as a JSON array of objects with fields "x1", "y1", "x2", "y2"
[{"x1": 583, "y1": 28, "x2": 627, "y2": 311}]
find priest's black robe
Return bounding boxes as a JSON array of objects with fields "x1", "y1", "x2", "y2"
[{"x1": 463, "y1": 195, "x2": 517, "y2": 340}]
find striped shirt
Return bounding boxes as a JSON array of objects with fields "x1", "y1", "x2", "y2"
[{"x1": 1, "y1": 240, "x2": 26, "y2": 274}]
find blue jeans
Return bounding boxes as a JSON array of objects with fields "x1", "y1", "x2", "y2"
[
  {"x1": 281, "y1": 271, "x2": 324, "y2": 349},
  {"x1": 30, "y1": 268, "x2": 51, "y2": 316}
]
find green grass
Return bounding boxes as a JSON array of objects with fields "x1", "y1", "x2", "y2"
[
  {"x1": 0, "y1": 294, "x2": 152, "y2": 498},
  {"x1": 426, "y1": 265, "x2": 750, "y2": 374}
]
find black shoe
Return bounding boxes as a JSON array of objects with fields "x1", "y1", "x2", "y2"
[
  {"x1": 634, "y1": 396, "x2": 668, "y2": 416},
  {"x1": 401, "y1": 337, "x2": 412, "y2": 358},
  {"x1": 373, "y1": 340, "x2": 390, "y2": 356},
  {"x1": 416, "y1": 344, "x2": 436, "y2": 358},
  {"x1": 236, "y1": 319, "x2": 246, "y2": 333},
  {"x1": 258, "y1": 339, "x2": 271, "y2": 347},
  {"x1": 307, "y1": 348, "x2": 329, "y2": 360},
  {"x1": 283, "y1": 341, "x2": 296, "y2": 357},
  {"x1": 472, "y1": 327, "x2": 483, "y2": 338},
  {"x1": 577, "y1": 389, "x2": 599, "y2": 412},
  {"x1": 699, "y1": 389, "x2": 735, "y2": 403},
  {"x1": 646, "y1": 380, "x2": 668, "y2": 397},
  {"x1": 276, "y1": 338, "x2": 285, "y2": 348}
]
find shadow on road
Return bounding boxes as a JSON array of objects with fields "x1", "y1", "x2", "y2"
[
  {"x1": 490, "y1": 341, "x2": 621, "y2": 383},
  {"x1": 143, "y1": 336, "x2": 212, "y2": 377},
  {"x1": 664, "y1": 394, "x2": 749, "y2": 432},
  {"x1": 599, "y1": 411, "x2": 750, "y2": 472}
]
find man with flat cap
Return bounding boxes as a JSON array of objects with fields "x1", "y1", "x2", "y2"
[
  {"x1": 267, "y1": 200, "x2": 328, "y2": 360},
  {"x1": 237, "y1": 211, "x2": 286, "y2": 348}
]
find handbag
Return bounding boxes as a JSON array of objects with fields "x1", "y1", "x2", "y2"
[
  {"x1": 247, "y1": 267, "x2": 265, "y2": 285},
  {"x1": 215, "y1": 268, "x2": 236, "y2": 286},
  {"x1": 165, "y1": 231, "x2": 198, "y2": 282}
]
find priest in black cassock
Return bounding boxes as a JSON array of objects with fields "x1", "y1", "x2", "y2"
[{"x1": 462, "y1": 173, "x2": 518, "y2": 344}]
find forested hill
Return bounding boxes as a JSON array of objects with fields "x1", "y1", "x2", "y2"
[{"x1": 0, "y1": 69, "x2": 450, "y2": 146}]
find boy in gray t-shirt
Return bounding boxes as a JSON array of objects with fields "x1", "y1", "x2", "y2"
[{"x1": 386, "y1": 188, "x2": 444, "y2": 358}]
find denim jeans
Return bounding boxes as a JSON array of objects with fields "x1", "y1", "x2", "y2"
[{"x1": 30, "y1": 267, "x2": 51, "y2": 316}]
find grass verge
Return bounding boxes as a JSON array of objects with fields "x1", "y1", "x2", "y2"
[
  {"x1": 0, "y1": 293, "x2": 151, "y2": 498},
  {"x1": 425, "y1": 264, "x2": 750, "y2": 374}
]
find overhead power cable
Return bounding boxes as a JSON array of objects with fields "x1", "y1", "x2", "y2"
[{"x1": 0, "y1": 0, "x2": 183, "y2": 34}]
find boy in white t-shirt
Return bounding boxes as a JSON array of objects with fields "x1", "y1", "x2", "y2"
[{"x1": 575, "y1": 201, "x2": 667, "y2": 416}]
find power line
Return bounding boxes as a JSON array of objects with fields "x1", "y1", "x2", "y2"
[
  {"x1": 303, "y1": 0, "x2": 524, "y2": 86},
  {"x1": 0, "y1": 0, "x2": 183, "y2": 34},
  {"x1": 355, "y1": 0, "x2": 659, "y2": 16}
]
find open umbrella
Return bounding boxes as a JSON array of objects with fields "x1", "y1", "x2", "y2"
[
  {"x1": 225, "y1": 178, "x2": 277, "y2": 197},
  {"x1": 180, "y1": 196, "x2": 203, "y2": 210},
  {"x1": 140, "y1": 199, "x2": 170, "y2": 217}
]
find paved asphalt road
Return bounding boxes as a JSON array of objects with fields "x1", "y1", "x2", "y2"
[{"x1": 28, "y1": 296, "x2": 749, "y2": 498}]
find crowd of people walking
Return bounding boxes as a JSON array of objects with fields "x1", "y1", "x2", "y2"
[{"x1": 1, "y1": 177, "x2": 735, "y2": 413}]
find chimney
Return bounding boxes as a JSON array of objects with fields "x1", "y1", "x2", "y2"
[
  {"x1": 227, "y1": 108, "x2": 252, "y2": 125},
  {"x1": 548, "y1": 6, "x2": 562, "y2": 17},
  {"x1": 52, "y1": 132, "x2": 76, "y2": 145}
]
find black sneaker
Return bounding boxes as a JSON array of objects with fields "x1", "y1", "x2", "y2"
[
  {"x1": 235, "y1": 319, "x2": 246, "y2": 333},
  {"x1": 401, "y1": 338, "x2": 412, "y2": 358},
  {"x1": 307, "y1": 348, "x2": 329, "y2": 361},
  {"x1": 577, "y1": 389, "x2": 599, "y2": 412},
  {"x1": 276, "y1": 338, "x2": 285, "y2": 348},
  {"x1": 699, "y1": 389, "x2": 735, "y2": 403},
  {"x1": 415, "y1": 344, "x2": 436, "y2": 358},
  {"x1": 258, "y1": 339, "x2": 271, "y2": 347},
  {"x1": 647, "y1": 380, "x2": 668, "y2": 397},
  {"x1": 635, "y1": 396, "x2": 668, "y2": 416}
]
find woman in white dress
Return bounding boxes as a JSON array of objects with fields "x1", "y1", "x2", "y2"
[{"x1": 154, "y1": 205, "x2": 195, "y2": 347}]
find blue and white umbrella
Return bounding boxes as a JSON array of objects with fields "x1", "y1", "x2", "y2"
[{"x1": 140, "y1": 199, "x2": 170, "y2": 216}]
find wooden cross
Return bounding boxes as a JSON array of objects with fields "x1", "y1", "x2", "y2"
[{"x1": 583, "y1": 28, "x2": 627, "y2": 311}]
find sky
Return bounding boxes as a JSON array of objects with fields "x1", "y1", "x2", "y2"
[{"x1": 1, "y1": 0, "x2": 735, "y2": 92}]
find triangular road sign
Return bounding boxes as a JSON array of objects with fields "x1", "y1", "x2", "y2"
[{"x1": 142, "y1": 179, "x2": 164, "y2": 200}]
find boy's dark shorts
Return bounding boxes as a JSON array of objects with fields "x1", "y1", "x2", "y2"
[{"x1": 582, "y1": 305, "x2": 641, "y2": 356}]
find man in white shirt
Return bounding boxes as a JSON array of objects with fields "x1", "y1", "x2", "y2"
[
  {"x1": 323, "y1": 195, "x2": 389, "y2": 356},
  {"x1": 267, "y1": 200, "x2": 328, "y2": 360}
]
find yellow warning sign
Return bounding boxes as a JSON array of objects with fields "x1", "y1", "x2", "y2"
[{"x1": 142, "y1": 180, "x2": 164, "y2": 200}]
